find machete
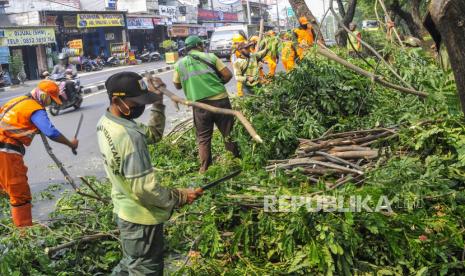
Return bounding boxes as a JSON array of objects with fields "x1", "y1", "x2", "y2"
[
  {"x1": 72, "y1": 113, "x2": 83, "y2": 155},
  {"x1": 200, "y1": 170, "x2": 242, "y2": 191}
]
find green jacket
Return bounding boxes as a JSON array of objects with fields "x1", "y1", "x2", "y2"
[{"x1": 175, "y1": 50, "x2": 226, "y2": 101}]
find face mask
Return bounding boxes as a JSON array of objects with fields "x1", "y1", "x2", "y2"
[
  {"x1": 129, "y1": 105, "x2": 145, "y2": 119},
  {"x1": 117, "y1": 100, "x2": 145, "y2": 119}
]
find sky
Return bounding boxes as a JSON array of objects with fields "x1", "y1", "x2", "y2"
[{"x1": 269, "y1": 0, "x2": 326, "y2": 20}]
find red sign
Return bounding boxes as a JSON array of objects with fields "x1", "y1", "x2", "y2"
[{"x1": 197, "y1": 9, "x2": 238, "y2": 22}]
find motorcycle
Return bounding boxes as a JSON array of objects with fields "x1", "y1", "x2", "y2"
[
  {"x1": 106, "y1": 54, "x2": 120, "y2": 66},
  {"x1": 139, "y1": 50, "x2": 161, "y2": 62},
  {"x1": 48, "y1": 73, "x2": 83, "y2": 116},
  {"x1": 81, "y1": 57, "x2": 95, "y2": 72}
]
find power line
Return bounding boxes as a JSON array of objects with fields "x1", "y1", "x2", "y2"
[{"x1": 41, "y1": 0, "x2": 80, "y2": 10}]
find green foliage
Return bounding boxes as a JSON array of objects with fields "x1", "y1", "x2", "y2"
[
  {"x1": 0, "y1": 41, "x2": 463, "y2": 275},
  {"x1": 8, "y1": 54, "x2": 24, "y2": 79},
  {"x1": 161, "y1": 40, "x2": 177, "y2": 52}
]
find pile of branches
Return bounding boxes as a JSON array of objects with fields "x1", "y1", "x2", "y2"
[{"x1": 266, "y1": 127, "x2": 398, "y2": 187}]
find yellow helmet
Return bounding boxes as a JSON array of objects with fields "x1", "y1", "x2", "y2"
[
  {"x1": 232, "y1": 34, "x2": 246, "y2": 43},
  {"x1": 299, "y1": 16, "x2": 309, "y2": 25},
  {"x1": 249, "y1": 35, "x2": 259, "y2": 43},
  {"x1": 266, "y1": 30, "x2": 275, "y2": 36}
]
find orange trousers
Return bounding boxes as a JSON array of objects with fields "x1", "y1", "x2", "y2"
[
  {"x1": 282, "y1": 58, "x2": 295, "y2": 72},
  {"x1": 0, "y1": 151, "x2": 33, "y2": 227},
  {"x1": 264, "y1": 56, "x2": 277, "y2": 76}
]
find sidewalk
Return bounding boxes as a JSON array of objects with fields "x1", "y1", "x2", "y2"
[{"x1": 0, "y1": 62, "x2": 165, "y2": 93}]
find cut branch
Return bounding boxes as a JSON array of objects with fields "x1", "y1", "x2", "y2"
[{"x1": 146, "y1": 73, "x2": 263, "y2": 143}]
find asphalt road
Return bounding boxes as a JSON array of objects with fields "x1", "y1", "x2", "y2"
[{"x1": 0, "y1": 60, "x2": 240, "y2": 221}]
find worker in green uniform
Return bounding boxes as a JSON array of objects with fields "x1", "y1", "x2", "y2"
[
  {"x1": 173, "y1": 35, "x2": 240, "y2": 173},
  {"x1": 347, "y1": 22, "x2": 362, "y2": 55},
  {"x1": 233, "y1": 40, "x2": 268, "y2": 95},
  {"x1": 97, "y1": 71, "x2": 202, "y2": 275}
]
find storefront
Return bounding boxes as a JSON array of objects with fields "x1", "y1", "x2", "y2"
[
  {"x1": 168, "y1": 24, "x2": 208, "y2": 39},
  {"x1": 0, "y1": 26, "x2": 56, "y2": 80},
  {"x1": 43, "y1": 11, "x2": 127, "y2": 59},
  {"x1": 127, "y1": 15, "x2": 166, "y2": 53}
]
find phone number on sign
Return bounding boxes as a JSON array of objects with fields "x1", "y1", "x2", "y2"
[{"x1": 7, "y1": 36, "x2": 55, "y2": 45}]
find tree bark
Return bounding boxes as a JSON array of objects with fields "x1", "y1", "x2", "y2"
[
  {"x1": 389, "y1": 0, "x2": 423, "y2": 38},
  {"x1": 288, "y1": 0, "x2": 325, "y2": 42},
  {"x1": 425, "y1": 0, "x2": 465, "y2": 116},
  {"x1": 335, "y1": 0, "x2": 357, "y2": 46},
  {"x1": 411, "y1": 0, "x2": 427, "y2": 36}
]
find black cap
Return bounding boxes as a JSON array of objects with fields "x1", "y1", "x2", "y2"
[{"x1": 105, "y1": 71, "x2": 159, "y2": 105}]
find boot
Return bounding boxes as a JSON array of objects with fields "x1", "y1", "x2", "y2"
[{"x1": 11, "y1": 203, "x2": 33, "y2": 227}]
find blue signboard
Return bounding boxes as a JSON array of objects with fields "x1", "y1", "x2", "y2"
[{"x1": 0, "y1": 46, "x2": 9, "y2": 64}]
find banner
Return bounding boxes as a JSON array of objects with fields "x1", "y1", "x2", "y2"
[
  {"x1": 127, "y1": 18, "x2": 154, "y2": 30},
  {"x1": 63, "y1": 16, "x2": 77, "y2": 28},
  {"x1": 0, "y1": 28, "x2": 56, "y2": 47},
  {"x1": 197, "y1": 9, "x2": 238, "y2": 22},
  {"x1": 68, "y1": 39, "x2": 83, "y2": 49},
  {"x1": 77, "y1": 14, "x2": 125, "y2": 28}
]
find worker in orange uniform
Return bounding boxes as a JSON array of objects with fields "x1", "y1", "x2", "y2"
[
  {"x1": 293, "y1": 16, "x2": 316, "y2": 61},
  {"x1": 281, "y1": 32, "x2": 297, "y2": 72},
  {"x1": 263, "y1": 30, "x2": 279, "y2": 77},
  {"x1": 248, "y1": 35, "x2": 265, "y2": 78},
  {"x1": 0, "y1": 80, "x2": 78, "y2": 227}
]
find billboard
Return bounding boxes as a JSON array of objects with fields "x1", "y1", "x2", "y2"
[{"x1": 197, "y1": 9, "x2": 238, "y2": 22}]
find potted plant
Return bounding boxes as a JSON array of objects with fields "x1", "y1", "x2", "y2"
[
  {"x1": 8, "y1": 54, "x2": 24, "y2": 85},
  {"x1": 161, "y1": 40, "x2": 178, "y2": 64}
]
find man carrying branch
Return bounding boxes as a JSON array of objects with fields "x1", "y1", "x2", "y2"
[
  {"x1": 173, "y1": 35, "x2": 240, "y2": 173},
  {"x1": 97, "y1": 72, "x2": 202, "y2": 275}
]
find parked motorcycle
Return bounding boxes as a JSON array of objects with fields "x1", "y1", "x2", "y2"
[
  {"x1": 48, "y1": 73, "x2": 83, "y2": 116},
  {"x1": 139, "y1": 49, "x2": 161, "y2": 62},
  {"x1": 106, "y1": 55, "x2": 120, "y2": 66}
]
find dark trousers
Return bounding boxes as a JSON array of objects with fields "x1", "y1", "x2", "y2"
[
  {"x1": 112, "y1": 218, "x2": 164, "y2": 276},
  {"x1": 193, "y1": 97, "x2": 240, "y2": 173}
]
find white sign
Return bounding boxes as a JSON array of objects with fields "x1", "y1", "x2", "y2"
[
  {"x1": 105, "y1": 33, "x2": 115, "y2": 40},
  {"x1": 159, "y1": 5, "x2": 177, "y2": 22},
  {"x1": 117, "y1": 0, "x2": 148, "y2": 13}
]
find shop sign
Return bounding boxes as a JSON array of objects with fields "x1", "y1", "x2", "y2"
[
  {"x1": 63, "y1": 16, "x2": 77, "y2": 28},
  {"x1": 0, "y1": 46, "x2": 9, "y2": 64},
  {"x1": 0, "y1": 28, "x2": 56, "y2": 47},
  {"x1": 127, "y1": 18, "x2": 154, "y2": 30},
  {"x1": 45, "y1": 16, "x2": 57, "y2": 26},
  {"x1": 197, "y1": 9, "x2": 238, "y2": 22},
  {"x1": 189, "y1": 27, "x2": 207, "y2": 36},
  {"x1": 152, "y1": 18, "x2": 163, "y2": 25},
  {"x1": 105, "y1": 0, "x2": 117, "y2": 9},
  {"x1": 68, "y1": 39, "x2": 83, "y2": 49},
  {"x1": 77, "y1": 14, "x2": 125, "y2": 28},
  {"x1": 169, "y1": 26, "x2": 189, "y2": 37},
  {"x1": 159, "y1": 5, "x2": 177, "y2": 22},
  {"x1": 105, "y1": 33, "x2": 115, "y2": 40}
]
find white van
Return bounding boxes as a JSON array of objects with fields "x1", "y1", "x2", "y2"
[{"x1": 209, "y1": 24, "x2": 258, "y2": 58}]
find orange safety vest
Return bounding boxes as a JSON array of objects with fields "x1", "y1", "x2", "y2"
[{"x1": 0, "y1": 96, "x2": 44, "y2": 147}]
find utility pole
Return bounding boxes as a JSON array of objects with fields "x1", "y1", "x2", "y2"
[
  {"x1": 276, "y1": 0, "x2": 280, "y2": 31},
  {"x1": 258, "y1": 0, "x2": 262, "y2": 19},
  {"x1": 246, "y1": 0, "x2": 252, "y2": 24}
]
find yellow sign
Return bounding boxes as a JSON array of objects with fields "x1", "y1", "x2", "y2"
[
  {"x1": 77, "y1": 14, "x2": 125, "y2": 28},
  {"x1": 68, "y1": 39, "x2": 83, "y2": 49},
  {"x1": 0, "y1": 28, "x2": 56, "y2": 46}
]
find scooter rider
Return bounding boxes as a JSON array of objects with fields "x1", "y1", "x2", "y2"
[{"x1": 52, "y1": 53, "x2": 78, "y2": 100}]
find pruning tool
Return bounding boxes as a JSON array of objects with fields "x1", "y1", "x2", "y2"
[
  {"x1": 198, "y1": 170, "x2": 242, "y2": 192},
  {"x1": 72, "y1": 113, "x2": 83, "y2": 155}
]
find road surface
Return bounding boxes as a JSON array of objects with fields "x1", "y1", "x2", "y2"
[{"x1": 0, "y1": 60, "x2": 241, "y2": 221}]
